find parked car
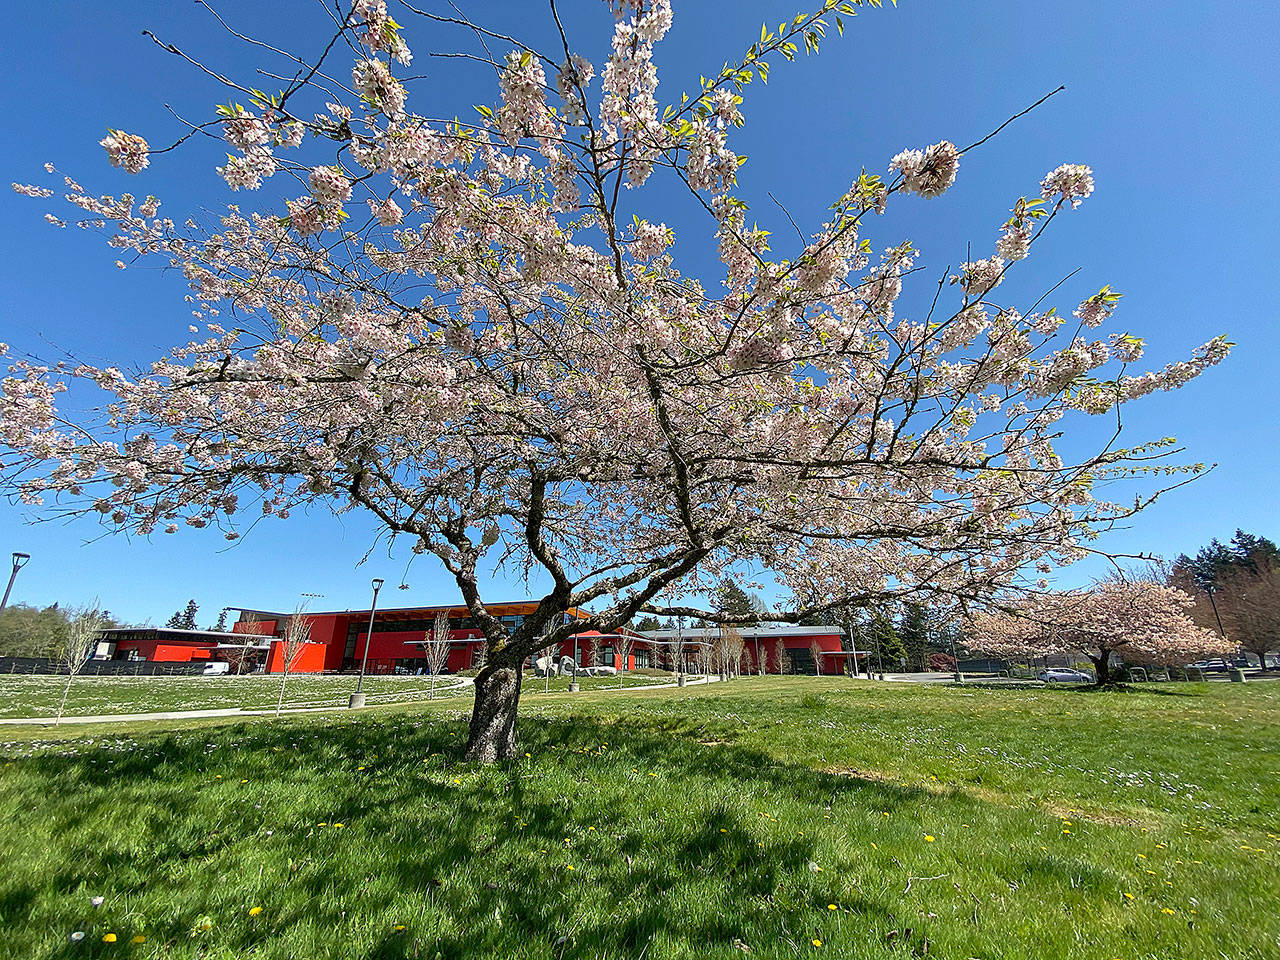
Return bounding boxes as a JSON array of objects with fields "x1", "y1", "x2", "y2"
[
  {"x1": 1037, "y1": 668, "x2": 1093, "y2": 683},
  {"x1": 1187, "y1": 659, "x2": 1231, "y2": 673},
  {"x1": 202, "y1": 661, "x2": 230, "y2": 676}
]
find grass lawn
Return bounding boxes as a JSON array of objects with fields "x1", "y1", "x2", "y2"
[
  {"x1": 0, "y1": 670, "x2": 670, "y2": 719},
  {"x1": 0, "y1": 674, "x2": 470, "y2": 718},
  {"x1": 0, "y1": 678, "x2": 1276, "y2": 959}
]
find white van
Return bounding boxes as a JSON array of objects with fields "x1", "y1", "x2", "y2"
[{"x1": 202, "y1": 661, "x2": 230, "y2": 676}]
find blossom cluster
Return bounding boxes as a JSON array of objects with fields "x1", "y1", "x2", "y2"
[
  {"x1": 99, "y1": 131, "x2": 149, "y2": 174},
  {"x1": 889, "y1": 141, "x2": 960, "y2": 198}
]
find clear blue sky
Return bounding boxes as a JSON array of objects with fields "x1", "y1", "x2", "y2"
[{"x1": 1, "y1": 1, "x2": 1276, "y2": 625}]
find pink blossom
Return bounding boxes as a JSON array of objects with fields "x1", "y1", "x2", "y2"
[
  {"x1": 891, "y1": 141, "x2": 959, "y2": 198},
  {"x1": 353, "y1": 59, "x2": 407, "y2": 118},
  {"x1": 1040, "y1": 164, "x2": 1094, "y2": 209},
  {"x1": 307, "y1": 166, "x2": 352, "y2": 205},
  {"x1": 996, "y1": 222, "x2": 1032, "y2": 261},
  {"x1": 367, "y1": 196, "x2": 404, "y2": 226},
  {"x1": 100, "y1": 130, "x2": 150, "y2": 174}
]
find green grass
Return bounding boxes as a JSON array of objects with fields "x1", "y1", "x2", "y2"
[
  {"x1": 0, "y1": 674, "x2": 471, "y2": 718},
  {"x1": 0, "y1": 678, "x2": 1277, "y2": 959},
  {"x1": 0, "y1": 671, "x2": 670, "y2": 720}
]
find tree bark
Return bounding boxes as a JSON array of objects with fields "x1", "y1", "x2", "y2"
[
  {"x1": 465, "y1": 661, "x2": 522, "y2": 763},
  {"x1": 1092, "y1": 649, "x2": 1111, "y2": 686}
]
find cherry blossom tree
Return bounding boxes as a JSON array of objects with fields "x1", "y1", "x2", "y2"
[
  {"x1": 967, "y1": 579, "x2": 1230, "y2": 686},
  {"x1": 2, "y1": 0, "x2": 1230, "y2": 760}
]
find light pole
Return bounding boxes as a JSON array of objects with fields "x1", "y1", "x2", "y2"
[
  {"x1": 1205, "y1": 585, "x2": 1227, "y2": 638},
  {"x1": 0, "y1": 553, "x2": 30, "y2": 614},
  {"x1": 349, "y1": 578, "x2": 384, "y2": 708}
]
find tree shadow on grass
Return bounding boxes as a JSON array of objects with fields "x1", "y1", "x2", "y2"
[
  {"x1": 4, "y1": 710, "x2": 1056, "y2": 960},
  {"x1": 1058, "y1": 683, "x2": 1204, "y2": 698}
]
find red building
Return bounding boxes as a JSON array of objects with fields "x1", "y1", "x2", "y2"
[
  {"x1": 641, "y1": 624, "x2": 851, "y2": 675},
  {"x1": 230, "y1": 601, "x2": 641, "y2": 675},
  {"x1": 94, "y1": 626, "x2": 269, "y2": 668},
  {"x1": 96, "y1": 603, "x2": 851, "y2": 676}
]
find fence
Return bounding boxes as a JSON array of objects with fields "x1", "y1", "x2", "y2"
[{"x1": 0, "y1": 657, "x2": 208, "y2": 677}]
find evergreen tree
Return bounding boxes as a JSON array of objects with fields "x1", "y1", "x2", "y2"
[
  {"x1": 867, "y1": 609, "x2": 905, "y2": 671},
  {"x1": 633, "y1": 615, "x2": 661, "y2": 633},
  {"x1": 1230, "y1": 529, "x2": 1280, "y2": 571},
  {"x1": 175, "y1": 599, "x2": 199, "y2": 630},
  {"x1": 1173, "y1": 530, "x2": 1279, "y2": 590},
  {"x1": 714, "y1": 579, "x2": 759, "y2": 622},
  {"x1": 210, "y1": 608, "x2": 229, "y2": 632},
  {"x1": 165, "y1": 609, "x2": 182, "y2": 628},
  {"x1": 899, "y1": 602, "x2": 929, "y2": 672}
]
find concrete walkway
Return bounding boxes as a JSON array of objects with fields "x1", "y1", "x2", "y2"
[{"x1": 613, "y1": 674, "x2": 720, "y2": 691}]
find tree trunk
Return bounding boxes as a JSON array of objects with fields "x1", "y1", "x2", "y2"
[
  {"x1": 465, "y1": 661, "x2": 522, "y2": 763},
  {"x1": 1092, "y1": 649, "x2": 1111, "y2": 686}
]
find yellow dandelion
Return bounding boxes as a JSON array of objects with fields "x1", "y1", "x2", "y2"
[
  {"x1": 925, "y1": 835, "x2": 935, "y2": 843},
  {"x1": 249, "y1": 906, "x2": 263, "y2": 916},
  {"x1": 102, "y1": 933, "x2": 117, "y2": 943},
  {"x1": 241, "y1": 779, "x2": 249, "y2": 783},
  {"x1": 131, "y1": 935, "x2": 146, "y2": 943},
  {"x1": 393, "y1": 924, "x2": 406, "y2": 932},
  {"x1": 1124, "y1": 893, "x2": 1135, "y2": 900},
  {"x1": 525, "y1": 753, "x2": 532, "y2": 758},
  {"x1": 812, "y1": 939, "x2": 823, "y2": 947},
  {"x1": 1162, "y1": 908, "x2": 1176, "y2": 915},
  {"x1": 566, "y1": 865, "x2": 575, "y2": 871},
  {"x1": 827, "y1": 903, "x2": 838, "y2": 911},
  {"x1": 317, "y1": 822, "x2": 327, "y2": 827},
  {"x1": 333, "y1": 823, "x2": 345, "y2": 828}
]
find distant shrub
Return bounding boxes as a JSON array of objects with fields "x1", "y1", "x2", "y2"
[{"x1": 928, "y1": 652, "x2": 956, "y2": 672}]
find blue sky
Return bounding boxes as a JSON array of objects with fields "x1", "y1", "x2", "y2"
[{"x1": 1, "y1": 0, "x2": 1276, "y2": 625}]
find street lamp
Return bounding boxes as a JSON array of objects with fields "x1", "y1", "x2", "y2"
[
  {"x1": 349, "y1": 577, "x2": 384, "y2": 708},
  {"x1": 0, "y1": 552, "x2": 31, "y2": 614}
]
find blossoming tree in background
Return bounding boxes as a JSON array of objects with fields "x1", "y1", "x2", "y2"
[
  {"x1": 2, "y1": 0, "x2": 1230, "y2": 760},
  {"x1": 967, "y1": 579, "x2": 1229, "y2": 685}
]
